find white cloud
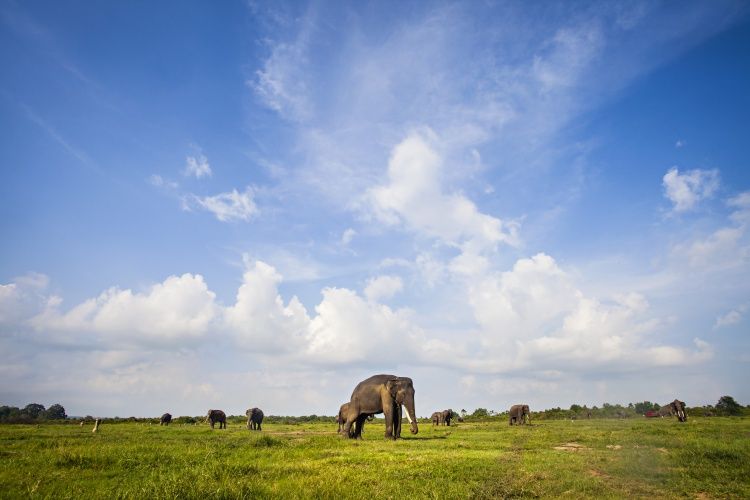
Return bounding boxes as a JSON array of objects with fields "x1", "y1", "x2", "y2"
[
  {"x1": 675, "y1": 139, "x2": 686, "y2": 148},
  {"x1": 224, "y1": 260, "x2": 310, "y2": 352},
  {"x1": 0, "y1": 273, "x2": 50, "y2": 326},
  {"x1": 31, "y1": 274, "x2": 218, "y2": 345},
  {"x1": 189, "y1": 186, "x2": 259, "y2": 222},
  {"x1": 364, "y1": 275, "x2": 403, "y2": 302},
  {"x1": 662, "y1": 167, "x2": 720, "y2": 212},
  {"x1": 461, "y1": 253, "x2": 710, "y2": 373},
  {"x1": 714, "y1": 305, "x2": 748, "y2": 330},
  {"x1": 340, "y1": 228, "x2": 356, "y2": 246},
  {"x1": 148, "y1": 174, "x2": 178, "y2": 190},
  {"x1": 367, "y1": 131, "x2": 519, "y2": 252},
  {"x1": 183, "y1": 153, "x2": 212, "y2": 179},
  {"x1": 250, "y1": 12, "x2": 314, "y2": 122},
  {"x1": 670, "y1": 190, "x2": 750, "y2": 271},
  {"x1": 304, "y1": 286, "x2": 422, "y2": 365}
]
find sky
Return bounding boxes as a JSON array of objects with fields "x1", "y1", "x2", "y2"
[{"x1": 1, "y1": 0, "x2": 749, "y2": 418}]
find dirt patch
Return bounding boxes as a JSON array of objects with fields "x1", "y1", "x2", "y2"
[
  {"x1": 588, "y1": 469, "x2": 611, "y2": 479},
  {"x1": 657, "y1": 447, "x2": 668, "y2": 454},
  {"x1": 606, "y1": 445, "x2": 622, "y2": 450},
  {"x1": 553, "y1": 442, "x2": 590, "y2": 451}
]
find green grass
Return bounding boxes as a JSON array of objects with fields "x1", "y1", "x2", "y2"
[{"x1": 1, "y1": 418, "x2": 748, "y2": 499}]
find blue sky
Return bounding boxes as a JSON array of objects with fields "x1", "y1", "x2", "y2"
[{"x1": 1, "y1": 0, "x2": 749, "y2": 417}]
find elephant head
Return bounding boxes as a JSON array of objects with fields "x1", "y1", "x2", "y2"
[
  {"x1": 671, "y1": 400, "x2": 687, "y2": 422},
  {"x1": 386, "y1": 377, "x2": 418, "y2": 435}
]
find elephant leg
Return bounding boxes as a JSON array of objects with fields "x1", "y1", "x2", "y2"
[
  {"x1": 382, "y1": 401, "x2": 396, "y2": 439},
  {"x1": 353, "y1": 415, "x2": 367, "y2": 439},
  {"x1": 395, "y1": 405, "x2": 402, "y2": 438}
]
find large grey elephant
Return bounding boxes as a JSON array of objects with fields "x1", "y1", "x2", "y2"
[
  {"x1": 340, "y1": 374, "x2": 418, "y2": 440},
  {"x1": 246, "y1": 407, "x2": 264, "y2": 430},
  {"x1": 509, "y1": 404, "x2": 530, "y2": 425},
  {"x1": 160, "y1": 413, "x2": 172, "y2": 426},
  {"x1": 206, "y1": 409, "x2": 227, "y2": 429},
  {"x1": 657, "y1": 399, "x2": 687, "y2": 422}
]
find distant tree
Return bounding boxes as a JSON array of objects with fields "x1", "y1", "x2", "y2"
[
  {"x1": 570, "y1": 404, "x2": 582, "y2": 412},
  {"x1": 633, "y1": 401, "x2": 658, "y2": 414},
  {"x1": 460, "y1": 409, "x2": 467, "y2": 418},
  {"x1": 716, "y1": 396, "x2": 742, "y2": 416},
  {"x1": 470, "y1": 408, "x2": 489, "y2": 418},
  {"x1": 0, "y1": 406, "x2": 21, "y2": 421},
  {"x1": 23, "y1": 404, "x2": 46, "y2": 419},
  {"x1": 45, "y1": 404, "x2": 67, "y2": 420}
]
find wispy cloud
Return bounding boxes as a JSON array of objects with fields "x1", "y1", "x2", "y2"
[
  {"x1": 714, "y1": 304, "x2": 748, "y2": 330},
  {"x1": 187, "y1": 186, "x2": 259, "y2": 222},
  {"x1": 183, "y1": 151, "x2": 212, "y2": 179}
]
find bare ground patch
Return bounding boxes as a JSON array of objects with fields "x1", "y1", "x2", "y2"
[{"x1": 553, "y1": 442, "x2": 590, "y2": 451}]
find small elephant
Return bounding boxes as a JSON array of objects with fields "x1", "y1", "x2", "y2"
[
  {"x1": 657, "y1": 399, "x2": 687, "y2": 422},
  {"x1": 509, "y1": 404, "x2": 530, "y2": 425},
  {"x1": 246, "y1": 407, "x2": 264, "y2": 430},
  {"x1": 431, "y1": 411, "x2": 442, "y2": 426},
  {"x1": 338, "y1": 403, "x2": 357, "y2": 436},
  {"x1": 160, "y1": 413, "x2": 172, "y2": 426},
  {"x1": 340, "y1": 374, "x2": 418, "y2": 440},
  {"x1": 206, "y1": 409, "x2": 227, "y2": 429}
]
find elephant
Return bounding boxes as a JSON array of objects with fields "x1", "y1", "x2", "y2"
[
  {"x1": 431, "y1": 411, "x2": 442, "y2": 426},
  {"x1": 340, "y1": 374, "x2": 418, "y2": 440},
  {"x1": 509, "y1": 404, "x2": 530, "y2": 425},
  {"x1": 657, "y1": 399, "x2": 687, "y2": 422},
  {"x1": 246, "y1": 407, "x2": 264, "y2": 430},
  {"x1": 160, "y1": 413, "x2": 172, "y2": 426},
  {"x1": 206, "y1": 409, "x2": 227, "y2": 429},
  {"x1": 441, "y1": 409, "x2": 453, "y2": 426},
  {"x1": 338, "y1": 402, "x2": 376, "y2": 437}
]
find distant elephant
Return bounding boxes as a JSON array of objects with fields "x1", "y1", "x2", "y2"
[
  {"x1": 657, "y1": 399, "x2": 687, "y2": 422},
  {"x1": 509, "y1": 404, "x2": 530, "y2": 425},
  {"x1": 441, "y1": 409, "x2": 453, "y2": 426},
  {"x1": 431, "y1": 411, "x2": 442, "y2": 426},
  {"x1": 246, "y1": 407, "x2": 264, "y2": 430},
  {"x1": 160, "y1": 413, "x2": 172, "y2": 426},
  {"x1": 206, "y1": 409, "x2": 226, "y2": 429},
  {"x1": 340, "y1": 374, "x2": 418, "y2": 440}
]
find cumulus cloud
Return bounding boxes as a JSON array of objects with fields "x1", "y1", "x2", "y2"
[
  {"x1": 367, "y1": 131, "x2": 519, "y2": 252},
  {"x1": 305, "y1": 286, "x2": 422, "y2": 365},
  {"x1": 364, "y1": 275, "x2": 403, "y2": 302},
  {"x1": 224, "y1": 260, "x2": 310, "y2": 352},
  {"x1": 183, "y1": 152, "x2": 212, "y2": 179},
  {"x1": 31, "y1": 274, "x2": 218, "y2": 346},
  {"x1": 662, "y1": 167, "x2": 720, "y2": 212},
  {"x1": 189, "y1": 186, "x2": 259, "y2": 222},
  {"x1": 461, "y1": 253, "x2": 711, "y2": 373}
]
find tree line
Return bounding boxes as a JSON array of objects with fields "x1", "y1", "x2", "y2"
[
  {"x1": 1, "y1": 396, "x2": 745, "y2": 424},
  {"x1": 0, "y1": 403, "x2": 67, "y2": 423},
  {"x1": 463, "y1": 396, "x2": 746, "y2": 420}
]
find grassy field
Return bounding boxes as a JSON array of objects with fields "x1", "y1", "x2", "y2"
[{"x1": 1, "y1": 417, "x2": 748, "y2": 499}]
